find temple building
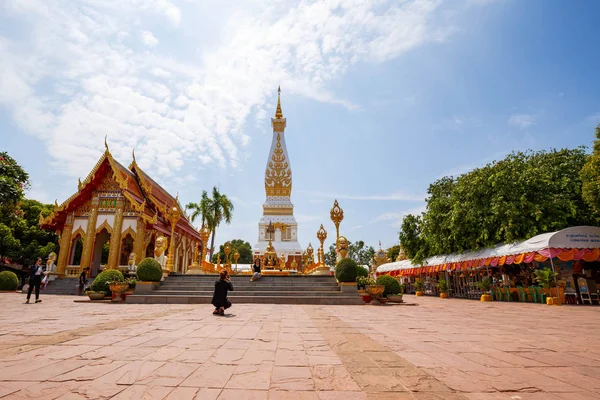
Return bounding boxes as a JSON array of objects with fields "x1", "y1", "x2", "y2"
[
  {"x1": 253, "y1": 88, "x2": 303, "y2": 269},
  {"x1": 39, "y1": 142, "x2": 201, "y2": 278}
]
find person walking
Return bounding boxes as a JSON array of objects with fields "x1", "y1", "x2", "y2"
[
  {"x1": 26, "y1": 257, "x2": 44, "y2": 304},
  {"x1": 250, "y1": 258, "x2": 262, "y2": 282},
  {"x1": 78, "y1": 267, "x2": 90, "y2": 295},
  {"x1": 211, "y1": 269, "x2": 233, "y2": 316}
]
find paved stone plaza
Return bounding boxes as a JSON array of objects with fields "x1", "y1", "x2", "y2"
[{"x1": 0, "y1": 294, "x2": 599, "y2": 400}]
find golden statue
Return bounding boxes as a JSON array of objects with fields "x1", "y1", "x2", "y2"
[
  {"x1": 154, "y1": 235, "x2": 168, "y2": 269},
  {"x1": 264, "y1": 240, "x2": 278, "y2": 268},
  {"x1": 337, "y1": 236, "x2": 349, "y2": 259},
  {"x1": 290, "y1": 258, "x2": 298, "y2": 271},
  {"x1": 280, "y1": 252, "x2": 286, "y2": 269}
]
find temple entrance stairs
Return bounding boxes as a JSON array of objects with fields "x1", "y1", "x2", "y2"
[{"x1": 126, "y1": 274, "x2": 363, "y2": 305}]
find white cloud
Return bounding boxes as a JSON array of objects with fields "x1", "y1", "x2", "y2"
[
  {"x1": 508, "y1": 114, "x2": 536, "y2": 129},
  {"x1": 373, "y1": 205, "x2": 426, "y2": 228},
  {"x1": 0, "y1": 0, "x2": 484, "y2": 183},
  {"x1": 141, "y1": 30, "x2": 159, "y2": 47}
]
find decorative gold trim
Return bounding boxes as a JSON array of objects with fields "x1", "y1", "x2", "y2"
[
  {"x1": 265, "y1": 133, "x2": 292, "y2": 197},
  {"x1": 71, "y1": 227, "x2": 86, "y2": 240},
  {"x1": 96, "y1": 219, "x2": 113, "y2": 234},
  {"x1": 121, "y1": 226, "x2": 136, "y2": 240},
  {"x1": 263, "y1": 208, "x2": 294, "y2": 216}
]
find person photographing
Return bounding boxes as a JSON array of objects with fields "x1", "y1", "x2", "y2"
[{"x1": 211, "y1": 270, "x2": 233, "y2": 316}]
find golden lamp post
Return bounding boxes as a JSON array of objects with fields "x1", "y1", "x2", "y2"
[
  {"x1": 313, "y1": 224, "x2": 330, "y2": 275},
  {"x1": 330, "y1": 199, "x2": 344, "y2": 262},
  {"x1": 234, "y1": 249, "x2": 240, "y2": 273},
  {"x1": 165, "y1": 203, "x2": 182, "y2": 273},
  {"x1": 224, "y1": 241, "x2": 232, "y2": 273}
]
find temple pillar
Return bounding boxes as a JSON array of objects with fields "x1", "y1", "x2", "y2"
[
  {"x1": 133, "y1": 218, "x2": 146, "y2": 264},
  {"x1": 107, "y1": 200, "x2": 124, "y2": 269},
  {"x1": 80, "y1": 198, "x2": 99, "y2": 270},
  {"x1": 56, "y1": 213, "x2": 74, "y2": 276}
]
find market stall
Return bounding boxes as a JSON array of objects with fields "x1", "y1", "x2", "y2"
[{"x1": 376, "y1": 226, "x2": 600, "y2": 304}]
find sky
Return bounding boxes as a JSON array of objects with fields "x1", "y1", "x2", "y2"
[{"x1": 1, "y1": 0, "x2": 600, "y2": 253}]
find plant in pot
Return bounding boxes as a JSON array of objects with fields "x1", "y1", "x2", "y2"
[
  {"x1": 477, "y1": 278, "x2": 493, "y2": 302},
  {"x1": 89, "y1": 269, "x2": 124, "y2": 300},
  {"x1": 358, "y1": 277, "x2": 375, "y2": 303},
  {"x1": 335, "y1": 258, "x2": 359, "y2": 293},
  {"x1": 534, "y1": 267, "x2": 561, "y2": 305},
  {"x1": 414, "y1": 279, "x2": 424, "y2": 296},
  {"x1": 376, "y1": 275, "x2": 403, "y2": 303},
  {"x1": 437, "y1": 279, "x2": 449, "y2": 298}
]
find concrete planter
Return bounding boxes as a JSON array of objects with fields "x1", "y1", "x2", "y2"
[
  {"x1": 415, "y1": 291, "x2": 423, "y2": 296},
  {"x1": 440, "y1": 292, "x2": 449, "y2": 299},
  {"x1": 546, "y1": 296, "x2": 562, "y2": 306},
  {"x1": 134, "y1": 281, "x2": 160, "y2": 294},
  {"x1": 339, "y1": 282, "x2": 358, "y2": 293},
  {"x1": 387, "y1": 294, "x2": 403, "y2": 303}
]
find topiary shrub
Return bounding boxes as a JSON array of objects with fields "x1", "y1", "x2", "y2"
[
  {"x1": 136, "y1": 258, "x2": 163, "y2": 282},
  {"x1": 357, "y1": 265, "x2": 369, "y2": 278},
  {"x1": 0, "y1": 271, "x2": 19, "y2": 291},
  {"x1": 90, "y1": 269, "x2": 124, "y2": 294},
  {"x1": 335, "y1": 258, "x2": 359, "y2": 282},
  {"x1": 376, "y1": 275, "x2": 401, "y2": 297}
]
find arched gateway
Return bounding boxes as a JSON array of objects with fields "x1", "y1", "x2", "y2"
[{"x1": 39, "y1": 143, "x2": 200, "y2": 278}]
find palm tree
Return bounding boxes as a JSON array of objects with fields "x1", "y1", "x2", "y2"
[
  {"x1": 186, "y1": 190, "x2": 213, "y2": 257},
  {"x1": 207, "y1": 186, "x2": 234, "y2": 260}
]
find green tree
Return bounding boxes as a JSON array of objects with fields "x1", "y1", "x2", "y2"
[
  {"x1": 0, "y1": 152, "x2": 30, "y2": 207},
  {"x1": 581, "y1": 124, "x2": 600, "y2": 214},
  {"x1": 400, "y1": 147, "x2": 597, "y2": 263},
  {"x1": 323, "y1": 240, "x2": 375, "y2": 267},
  {"x1": 212, "y1": 239, "x2": 253, "y2": 264},
  {"x1": 186, "y1": 189, "x2": 213, "y2": 253},
  {"x1": 206, "y1": 186, "x2": 234, "y2": 260},
  {"x1": 386, "y1": 244, "x2": 401, "y2": 262}
]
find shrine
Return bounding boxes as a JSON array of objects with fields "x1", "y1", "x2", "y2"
[
  {"x1": 39, "y1": 141, "x2": 201, "y2": 279},
  {"x1": 253, "y1": 88, "x2": 303, "y2": 270}
]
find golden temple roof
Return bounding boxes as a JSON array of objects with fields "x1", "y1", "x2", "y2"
[{"x1": 275, "y1": 86, "x2": 283, "y2": 119}]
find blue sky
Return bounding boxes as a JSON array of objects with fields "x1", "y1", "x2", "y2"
[{"x1": 1, "y1": 0, "x2": 600, "y2": 252}]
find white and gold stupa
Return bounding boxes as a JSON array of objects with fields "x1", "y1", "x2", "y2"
[{"x1": 253, "y1": 88, "x2": 303, "y2": 269}]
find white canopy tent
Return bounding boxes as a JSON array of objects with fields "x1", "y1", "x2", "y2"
[{"x1": 376, "y1": 226, "x2": 600, "y2": 275}]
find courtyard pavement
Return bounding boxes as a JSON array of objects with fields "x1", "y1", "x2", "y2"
[{"x1": 0, "y1": 294, "x2": 599, "y2": 400}]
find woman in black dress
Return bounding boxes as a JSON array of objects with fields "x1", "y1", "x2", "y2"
[
  {"x1": 250, "y1": 258, "x2": 262, "y2": 281},
  {"x1": 212, "y1": 270, "x2": 233, "y2": 315}
]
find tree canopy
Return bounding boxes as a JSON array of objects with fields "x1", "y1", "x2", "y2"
[
  {"x1": 324, "y1": 240, "x2": 375, "y2": 267},
  {"x1": 212, "y1": 239, "x2": 253, "y2": 264},
  {"x1": 400, "y1": 147, "x2": 598, "y2": 264},
  {"x1": 0, "y1": 152, "x2": 29, "y2": 207},
  {"x1": 581, "y1": 124, "x2": 600, "y2": 214}
]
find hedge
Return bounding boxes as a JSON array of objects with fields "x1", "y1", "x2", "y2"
[
  {"x1": 90, "y1": 269, "x2": 124, "y2": 293},
  {"x1": 0, "y1": 271, "x2": 19, "y2": 291},
  {"x1": 335, "y1": 258, "x2": 359, "y2": 282},
  {"x1": 376, "y1": 275, "x2": 402, "y2": 297}
]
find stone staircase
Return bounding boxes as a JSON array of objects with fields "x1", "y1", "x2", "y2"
[
  {"x1": 126, "y1": 274, "x2": 363, "y2": 305},
  {"x1": 22, "y1": 278, "x2": 80, "y2": 296}
]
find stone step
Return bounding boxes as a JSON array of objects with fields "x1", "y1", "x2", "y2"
[
  {"x1": 158, "y1": 286, "x2": 340, "y2": 292},
  {"x1": 126, "y1": 294, "x2": 363, "y2": 305},
  {"x1": 155, "y1": 290, "x2": 351, "y2": 296}
]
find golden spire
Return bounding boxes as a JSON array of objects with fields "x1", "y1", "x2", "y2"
[
  {"x1": 275, "y1": 86, "x2": 283, "y2": 119},
  {"x1": 132, "y1": 149, "x2": 136, "y2": 164},
  {"x1": 104, "y1": 135, "x2": 109, "y2": 151}
]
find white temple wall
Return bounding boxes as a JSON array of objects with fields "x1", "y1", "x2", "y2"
[{"x1": 121, "y1": 218, "x2": 136, "y2": 233}]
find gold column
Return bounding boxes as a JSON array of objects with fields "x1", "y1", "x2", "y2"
[
  {"x1": 107, "y1": 200, "x2": 124, "y2": 269},
  {"x1": 313, "y1": 224, "x2": 330, "y2": 275},
  {"x1": 80, "y1": 198, "x2": 99, "y2": 270},
  {"x1": 330, "y1": 199, "x2": 344, "y2": 262},
  {"x1": 165, "y1": 204, "x2": 182, "y2": 273},
  {"x1": 56, "y1": 213, "x2": 74, "y2": 276},
  {"x1": 133, "y1": 217, "x2": 146, "y2": 264}
]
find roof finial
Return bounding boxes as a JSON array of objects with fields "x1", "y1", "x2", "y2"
[
  {"x1": 132, "y1": 148, "x2": 136, "y2": 163},
  {"x1": 275, "y1": 86, "x2": 283, "y2": 119},
  {"x1": 104, "y1": 135, "x2": 109, "y2": 151}
]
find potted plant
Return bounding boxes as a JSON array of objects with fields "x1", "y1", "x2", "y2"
[
  {"x1": 534, "y1": 267, "x2": 561, "y2": 305},
  {"x1": 414, "y1": 279, "x2": 424, "y2": 296},
  {"x1": 335, "y1": 258, "x2": 359, "y2": 293},
  {"x1": 438, "y1": 279, "x2": 449, "y2": 298},
  {"x1": 358, "y1": 277, "x2": 374, "y2": 303},
  {"x1": 134, "y1": 258, "x2": 163, "y2": 294},
  {"x1": 86, "y1": 291, "x2": 106, "y2": 300},
  {"x1": 90, "y1": 269, "x2": 124, "y2": 298},
  {"x1": 477, "y1": 278, "x2": 493, "y2": 302},
  {"x1": 376, "y1": 275, "x2": 403, "y2": 303}
]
